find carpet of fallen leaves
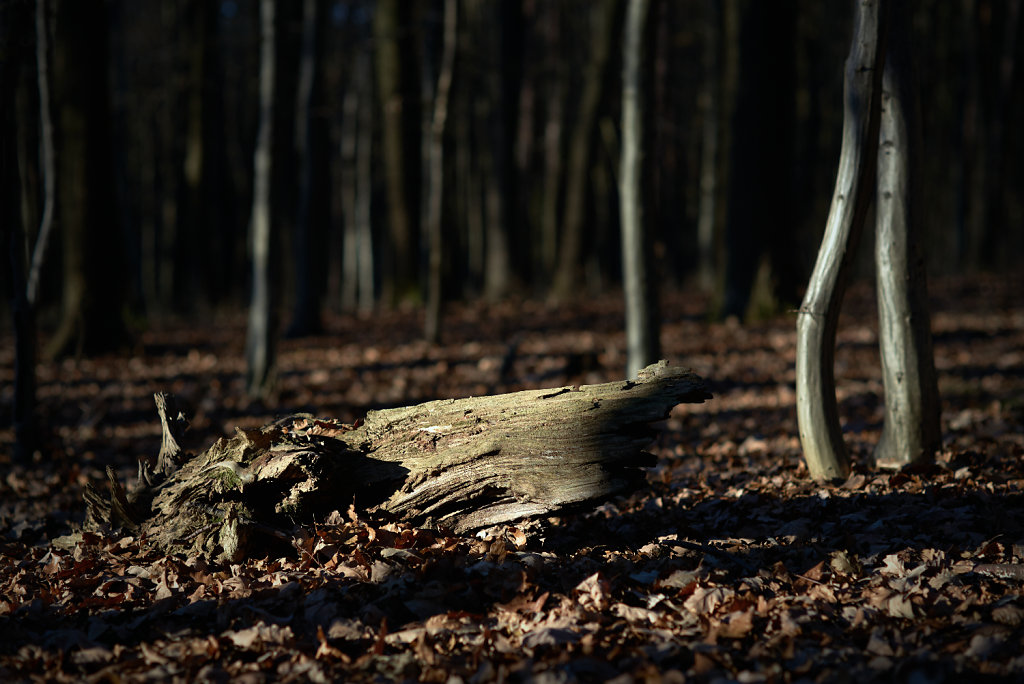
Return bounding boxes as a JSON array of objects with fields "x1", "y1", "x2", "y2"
[{"x1": 1, "y1": 274, "x2": 1023, "y2": 683}]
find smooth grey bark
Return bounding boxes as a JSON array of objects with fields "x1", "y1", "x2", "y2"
[
  {"x1": 796, "y1": 0, "x2": 889, "y2": 480},
  {"x1": 874, "y1": 2, "x2": 941, "y2": 468},
  {"x1": 245, "y1": 0, "x2": 276, "y2": 397},
  {"x1": 425, "y1": 0, "x2": 457, "y2": 344},
  {"x1": 620, "y1": 0, "x2": 659, "y2": 379}
]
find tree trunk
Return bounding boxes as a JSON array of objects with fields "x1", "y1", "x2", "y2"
[
  {"x1": 539, "y1": 3, "x2": 565, "y2": 278},
  {"x1": 79, "y1": 362, "x2": 709, "y2": 563},
  {"x1": 796, "y1": 0, "x2": 889, "y2": 481},
  {"x1": 2, "y1": 0, "x2": 37, "y2": 461},
  {"x1": 286, "y1": 0, "x2": 323, "y2": 337},
  {"x1": 425, "y1": 0, "x2": 457, "y2": 344},
  {"x1": 550, "y1": 0, "x2": 621, "y2": 299},
  {"x1": 873, "y1": 1, "x2": 941, "y2": 469},
  {"x1": 695, "y1": 0, "x2": 721, "y2": 294},
  {"x1": 341, "y1": 49, "x2": 374, "y2": 313},
  {"x1": 619, "y1": 0, "x2": 660, "y2": 379},
  {"x1": 374, "y1": 0, "x2": 421, "y2": 305},
  {"x1": 45, "y1": 0, "x2": 128, "y2": 359},
  {"x1": 720, "y1": 0, "x2": 798, "y2": 321},
  {"x1": 245, "y1": 0, "x2": 277, "y2": 398},
  {"x1": 27, "y1": 0, "x2": 55, "y2": 307},
  {"x1": 481, "y1": 0, "x2": 520, "y2": 302}
]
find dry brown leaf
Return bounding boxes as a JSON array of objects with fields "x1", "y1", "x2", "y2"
[{"x1": 684, "y1": 586, "x2": 733, "y2": 616}]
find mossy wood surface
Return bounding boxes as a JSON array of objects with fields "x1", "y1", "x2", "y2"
[{"x1": 80, "y1": 362, "x2": 709, "y2": 562}]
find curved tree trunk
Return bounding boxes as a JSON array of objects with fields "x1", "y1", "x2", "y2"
[
  {"x1": 27, "y1": 0, "x2": 56, "y2": 307},
  {"x1": 874, "y1": 1, "x2": 941, "y2": 468},
  {"x1": 796, "y1": 0, "x2": 889, "y2": 480}
]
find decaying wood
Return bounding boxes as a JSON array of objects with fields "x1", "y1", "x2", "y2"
[
  {"x1": 81, "y1": 361, "x2": 709, "y2": 562},
  {"x1": 154, "y1": 391, "x2": 188, "y2": 475}
]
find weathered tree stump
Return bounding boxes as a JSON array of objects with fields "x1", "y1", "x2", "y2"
[{"x1": 82, "y1": 361, "x2": 709, "y2": 562}]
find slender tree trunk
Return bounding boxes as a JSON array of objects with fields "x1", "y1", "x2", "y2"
[
  {"x1": 2, "y1": 0, "x2": 37, "y2": 461},
  {"x1": 539, "y1": 3, "x2": 565, "y2": 278},
  {"x1": 425, "y1": 0, "x2": 457, "y2": 344},
  {"x1": 355, "y1": 53, "x2": 375, "y2": 314},
  {"x1": 341, "y1": 53, "x2": 363, "y2": 312},
  {"x1": 874, "y1": 1, "x2": 941, "y2": 469},
  {"x1": 46, "y1": 0, "x2": 128, "y2": 359},
  {"x1": 796, "y1": 0, "x2": 889, "y2": 481},
  {"x1": 720, "y1": 0, "x2": 797, "y2": 321},
  {"x1": 481, "y1": 0, "x2": 520, "y2": 301},
  {"x1": 696, "y1": 0, "x2": 721, "y2": 293},
  {"x1": 246, "y1": 0, "x2": 277, "y2": 398},
  {"x1": 374, "y1": 0, "x2": 421, "y2": 305},
  {"x1": 27, "y1": 0, "x2": 55, "y2": 307},
  {"x1": 9, "y1": 213, "x2": 37, "y2": 463},
  {"x1": 620, "y1": 0, "x2": 659, "y2": 379},
  {"x1": 457, "y1": 89, "x2": 483, "y2": 291},
  {"x1": 287, "y1": 0, "x2": 322, "y2": 337},
  {"x1": 550, "y1": 0, "x2": 621, "y2": 299}
]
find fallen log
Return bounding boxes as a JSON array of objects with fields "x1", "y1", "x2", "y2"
[{"x1": 81, "y1": 361, "x2": 710, "y2": 562}]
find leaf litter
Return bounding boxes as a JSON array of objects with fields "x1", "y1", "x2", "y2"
[{"x1": 1, "y1": 275, "x2": 1023, "y2": 681}]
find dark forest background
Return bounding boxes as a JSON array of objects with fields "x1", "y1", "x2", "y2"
[{"x1": 2, "y1": 0, "x2": 1022, "y2": 354}]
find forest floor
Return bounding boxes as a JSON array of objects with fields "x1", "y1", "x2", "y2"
[{"x1": 1, "y1": 274, "x2": 1023, "y2": 683}]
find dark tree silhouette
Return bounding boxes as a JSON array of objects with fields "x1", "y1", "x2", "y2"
[{"x1": 45, "y1": 0, "x2": 129, "y2": 359}]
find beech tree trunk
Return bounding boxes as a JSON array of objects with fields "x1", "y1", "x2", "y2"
[
  {"x1": 79, "y1": 362, "x2": 709, "y2": 563},
  {"x1": 620, "y1": 0, "x2": 660, "y2": 379},
  {"x1": 874, "y1": 2, "x2": 941, "y2": 468},
  {"x1": 796, "y1": 0, "x2": 889, "y2": 480},
  {"x1": 245, "y1": 0, "x2": 277, "y2": 397}
]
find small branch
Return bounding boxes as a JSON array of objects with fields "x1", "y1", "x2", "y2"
[{"x1": 154, "y1": 392, "x2": 188, "y2": 475}]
